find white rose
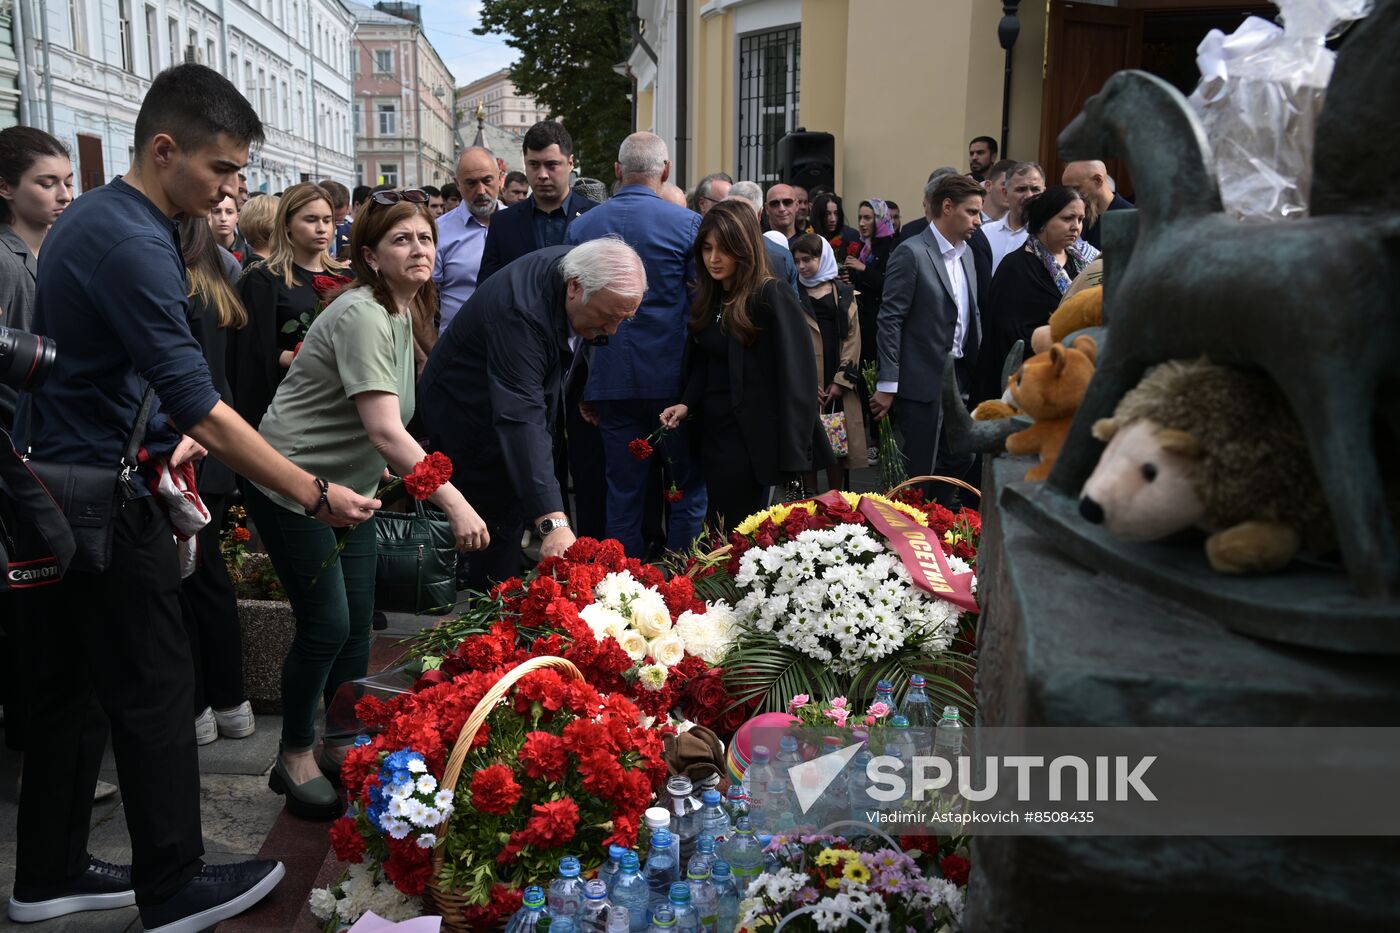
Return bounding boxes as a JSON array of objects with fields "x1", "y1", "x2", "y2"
[
  {"x1": 630, "y1": 588, "x2": 673, "y2": 638},
  {"x1": 580, "y1": 602, "x2": 627, "y2": 641},
  {"x1": 648, "y1": 631, "x2": 687, "y2": 668},
  {"x1": 617, "y1": 628, "x2": 649, "y2": 661}
]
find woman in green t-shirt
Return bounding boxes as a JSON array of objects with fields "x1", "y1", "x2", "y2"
[{"x1": 245, "y1": 189, "x2": 490, "y2": 819}]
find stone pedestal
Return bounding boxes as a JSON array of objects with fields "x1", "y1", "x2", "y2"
[
  {"x1": 238, "y1": 598, "x2": 295, "y2": 714},
  {"x1": 966, "y1": 458, "x2": 1400, "y2": 932}
]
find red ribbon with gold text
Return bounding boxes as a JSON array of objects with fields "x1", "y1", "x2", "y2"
[{"x1": 815, "y1": 490, "x2": 978, "y2": 612}]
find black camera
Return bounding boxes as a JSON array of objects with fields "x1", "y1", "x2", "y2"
[{"x1": 0, "y1": 325, "x2": 56, "y2": 391}]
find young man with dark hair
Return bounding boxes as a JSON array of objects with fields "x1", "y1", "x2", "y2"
[
  {"x1": 7, "y1": 64, "x2": 378, "y2": 933},
  {"x1": 479, "y1": 120, "x2": 593, "y2": 282},
  {"x1": 981, "y1": 157, "x2": 1017, "y2": 223},
  {"x1": 968, "y1": 135, "x2": 998, "y2": 181},
  {"x1": 421, "y1": 184, "x2": 445, "y2": 217},
  {"x1": 440, "y1": 181, "x2": 460, "y2": 212},
  {"x1": 351, "y1": 183, "x2": 372, "y2": 216},
  {"x1": 319, "y1": 178, "x2": 352, "y2": 256},
  {"x1": 501, "y1": 170, "x2": 529, "y2": 206}
]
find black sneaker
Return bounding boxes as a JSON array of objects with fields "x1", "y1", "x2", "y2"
[
  {"x1": 139, "y1": 859, "x2": 285, "y2": 933},
  {"x1": 8, "y1": 856, "x2": 136, "y2": 922}
]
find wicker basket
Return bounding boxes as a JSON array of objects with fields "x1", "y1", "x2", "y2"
[
  {"x1": 887, "y1": 474, "x2": 981, "y2": 501},
  {"x1": 424, "y1": 655, "x2": 585, "y2": 932}
]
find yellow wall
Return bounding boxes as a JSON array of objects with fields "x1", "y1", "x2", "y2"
[
  {"x1": 798, "y1": 0, "x2": 849, "y2": 187},
  {"x1": 636, "y1": 88, "x2": 656, "y2": 134},
  {"x1": 690, "y1": 1, "x2": 735, "y2": 181}
]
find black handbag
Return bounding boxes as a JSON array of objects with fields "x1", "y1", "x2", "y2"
[
  {"x1": 22, "y1": 388, "x2": 156, "y2": 575},
  {"x1": 373, "y1": 498, "x2": 455, "y2": 615}
]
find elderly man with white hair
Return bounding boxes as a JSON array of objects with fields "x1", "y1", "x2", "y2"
[
  {"x1": 418, "y1": 238, "x2": 648, "y2": 586},
  {"x1": 562, "y1": 132, "x2": 708, "y2": 558}
]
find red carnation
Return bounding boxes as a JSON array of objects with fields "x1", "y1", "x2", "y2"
[
  {"x1": 403, "y1": 451, "x2": 454, "y2": 500},
  {"x1": 520, "y1": 732, "x2": 569, "y2": 782},
  {"x1": 469, "y1": 763, "x2": 522, "y2": 815},
  {"x1": 628, "y1": 438, "x2": 654, "y2": 461},
  {"x1": 664, "y1": 485, "x2": 684, "y2": 503},
  {"x1": 940, "y1": 853, "x2": 971, "y2": 887},
  {"x1": 845, "y1": 241, "x2": 862, "y2": 257},
  {"x1": 340, "y1": 742, "x2": 379, "y2": 798},
  {"x1": 382, "y1": 837, "x2": 433, "y2": 895},
  {"x1": 329, "y1": 816, "x2": 365, "y2": 863},
  {"x1": 519, "y1": 797, "x2": 579, "y2": 848},
  {"x1": 231, "y1": 526, "x2": 251, "y2": 543}
]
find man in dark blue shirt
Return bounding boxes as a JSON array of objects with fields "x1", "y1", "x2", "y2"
[{"x1": 8, "y1": 65, "x2": 377, "y2": 933}]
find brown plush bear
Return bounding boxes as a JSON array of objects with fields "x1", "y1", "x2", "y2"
[
  {"x1": 1079, "y1": 359, "x2": 1337, "y2": 574},
  {"x1": 1003, "y1": 335, "x2": 1098, "y2": 481},
  {"x1": 1032, "y1": 283, "x2": 1103, "y2": 355}
]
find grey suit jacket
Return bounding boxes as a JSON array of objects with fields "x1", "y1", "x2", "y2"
[{"x1": 875, "y1": 226, "x2": 981, "y2": 404}]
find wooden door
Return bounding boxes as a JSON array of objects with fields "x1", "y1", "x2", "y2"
[
  {"x1": 76, "y1": 134, "x2": 104, "y2": 192},
  {"x1": 1039, "y1": 1, "x2": 1143, "y2": 195}
]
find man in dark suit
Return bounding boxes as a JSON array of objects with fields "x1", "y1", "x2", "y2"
[
  {"x1": 479, "y1": 121, "x2": 596, "y2": 281},
  {"x1": 417, "y1": 240, "x2": 647, "y2": 591},
  {"x1": 871, "y1": 174, "x2": 984, "y2": 487}
]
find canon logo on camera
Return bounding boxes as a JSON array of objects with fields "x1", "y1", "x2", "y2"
[{"x1": 6, "y1": 559, "x2": 61, "y2": 587}]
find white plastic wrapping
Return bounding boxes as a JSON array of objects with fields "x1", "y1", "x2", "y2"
[{"x1": 1188, "y1": 0, "x2": 1372, "y2": 221}]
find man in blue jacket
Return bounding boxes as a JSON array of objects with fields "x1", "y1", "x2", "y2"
[{"x1": 565, "y1": 133, "x2": 707, "y2": 557}]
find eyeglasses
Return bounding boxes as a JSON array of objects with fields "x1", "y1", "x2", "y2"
[
  {"x1": 768, "y1": 198, "x2": 795, "y2": 208},
  {"x1": 370, "y1": 188, "x2": 429, "y2": 206}
]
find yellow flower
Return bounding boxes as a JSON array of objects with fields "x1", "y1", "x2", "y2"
[
  {"x1": 843, "y1": 860, "x2": 872, "y2": 885},
  {"x1": 815, "y1": 848, "x2": 841, "y2": 867},
  {"x1": 734, "y1": 491, "x2": 929, "y2": 538},
  {"x1": 825, "y1": 876, "x2": 841, "y2": 889}
]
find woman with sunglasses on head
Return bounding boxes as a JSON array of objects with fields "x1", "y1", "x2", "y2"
[
  {"x1": 244, "y1": 188, "x2": 490, "y2": 818},
  {"x1": 230, "y1": 182, "x2": 349, "y2": 429},
  {"x1": 659, "y1": 201, "x2": 817, "y2": 532}
]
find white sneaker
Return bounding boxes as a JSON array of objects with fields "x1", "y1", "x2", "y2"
[
  {"x1": 195, "y1": 707, "x2": 218, "y2": 745},
  {"x1": 214, "y1": 701, "x2": 256, "y2": 739}
]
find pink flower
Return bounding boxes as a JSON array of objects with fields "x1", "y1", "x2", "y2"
[
  {"x1": 864, "y1": 715, "x2": 876, "y2": 726},
  {"x1": 829, "y1": 696, "x2": 848, "y2": 710},
  {"x1": 867, "y1": 701, "x2": 891, "y2": 719},
  {"x1": 788, "y1": 694, "x2": 810, "y2": 712},
  {"x1": 824, "y1": 707, "x2": 850, "y2": 727}
]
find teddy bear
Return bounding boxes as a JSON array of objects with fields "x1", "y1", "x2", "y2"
[
  {"x1": 998, "y1": 334, "x2": 1098, "y2": 481},
  {"x1": 1031, "y1": 280, "x2": 1103, "y2": 355},
  {"x1": 1078, "y1": 358, "x2": 1345, "y2": 575}
]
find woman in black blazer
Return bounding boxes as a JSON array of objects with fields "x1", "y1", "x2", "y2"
[{"x1": 660, "y1": 201, "x2": 817, "y2": 532}]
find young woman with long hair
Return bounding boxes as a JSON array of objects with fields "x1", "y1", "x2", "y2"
[
  {"x1": 659, "y1": 201, "x2": 817, "y2": 531},
  {"x1": 244, "y1": 189, "x2": 488, "y2": 817},
  {"x1": 230, "y1": 182, "x2": 348, "y2": 428},
  {"x1": 237, "y1": 193, "x2": 279, "y2": 267},
  {"x1": 177, "y1": 214, "x2": 255, "y2": 747}
]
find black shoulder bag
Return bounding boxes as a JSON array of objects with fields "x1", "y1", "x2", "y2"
[{"x1": 22, "y1": 387, "x2": 157, "y2": 574}]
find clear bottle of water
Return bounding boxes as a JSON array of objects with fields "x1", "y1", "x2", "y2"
[
  {"x1": 717, "y1": 817, "x2": 762, "y2": 895},
  {"x1": 644, "y1": 829, "x2": 679, "y2": 917},
  {"x1": 688, "y1": 834, "x2": 716, "y2": 878},
  {"x1": 774, "y1": 735, "x2": 802, "y2": 771},
  {"x1": 577, "y1": 879, "x2": 611, "y2": 933},
  {"x1": 600, "y1": 844, "x2": 629, "y2": 896},
  {"x1": 887, "y1": 714, "x2": 916, "y2": 764},
  {"x1": 551, "y1": 920, "x2": 577, "y2": 933},
  {"x1": 687, "y1": 863, "x2": 719, "y2": 933},
  {"x1": 645, "y1": 807, "x2": 679, "y2": 878},
  {"x1": 815, "y1": 736, "x2": 848, "y2": 829},
  {"x1": 848, "y1": 751, "x2": 874, "y2": 828},
  {"x1": 610, "y1": 852, "x2": 650, "y2": 933},
  {"x1": 710, "y1": 861, "x2": 739, "y2": 933},
  {"x1": 666, "y1": 776, "x2": 702, "y2": 865},
  {"x1": 744, "y1": 746, "x2": 774, "y2": 816},
  {"x1": 506, "y1": 885, "x2": 548, "y2": 932},
  {"x1": 898, "y1": 674, "x2": 936, "y2": 754},
  {"x1": 648, "y1": 905, "x2": 677, "y2": 931},
  {"x1": 605, "y1": 905, "x2": 632, "y2": 933},
  {"x1": 722, "y1": 786, "x2": 749, "y2": 826},
  {"x1": 667, "y1": 882, "x2": 699, "y2": 933},
  {"x1": 873, "y1": 679, "x2": 895, "y2": 712},
  {"x1": 933, "y1": 705, "x2": 965, "y2": 811},
  {"x1": 756, "y1": 834, "x2": 780, "y2": 875},
  {"x1": 698, "y1": 789, "x2": 731, "y2": 843},
  {"x1": 548, "y1": 855, "x2": 585, "y2": 922}
]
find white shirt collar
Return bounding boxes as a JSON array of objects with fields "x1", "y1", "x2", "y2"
[{"x1": 930, "y1": 223, "x2": 966, "y2": 261}]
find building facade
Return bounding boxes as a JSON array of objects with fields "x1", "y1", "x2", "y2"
[
  {"x1": 635, "y1": 0, "x2": 1266, "y2": 211},
  {"x1": 454, "y1": 67, "x2": 545, "y2": 135},
  {"x1": 9, "y1": 0, "x2": 354, "y2": 193},
  {"x1": 348, "y1": 1, "x2": 454, "y2": 189}
]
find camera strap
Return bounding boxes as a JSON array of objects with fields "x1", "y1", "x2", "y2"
[{"x1": 0, "y1": 426, "x2": 75, "y2": 588}]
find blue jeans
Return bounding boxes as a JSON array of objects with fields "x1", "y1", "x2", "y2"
[
  {"x1": 244, "y1": 484, "x2": 377, "y2": 750},
  {"x1": 598, "y1": 398, "x2": 708, "y2": 557}
]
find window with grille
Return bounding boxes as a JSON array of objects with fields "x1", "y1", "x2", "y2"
[{"x1": 737, "y1": 26, "x2": 800, "y2": 185}]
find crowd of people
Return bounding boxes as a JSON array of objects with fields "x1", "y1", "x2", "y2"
[{"x1": 0, "y1": 64, "x2": 1130, "y2": 932}]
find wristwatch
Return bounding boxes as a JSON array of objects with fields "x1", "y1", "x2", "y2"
[{"x1": 536, "y1": 517, "x2": 570, "y2": 537}]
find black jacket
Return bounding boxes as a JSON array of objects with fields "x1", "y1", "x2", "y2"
[
  {"x1": 681, "y1": 279, "x2": 818, "y2": 484},
  {"x1": 478, "y1": 191, "x2": 596, "y2": 283},
  {"x1": 418, "y1": 246, "x2": 580, "y2": 520}
]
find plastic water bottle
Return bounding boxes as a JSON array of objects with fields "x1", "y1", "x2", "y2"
[
  {"x1": 887, "y1": 714, "x2": 916, "y2": 763},
  {"x1": 722, "y1": 786, "x2": 749, "y2": 826},
  {"x1": 648, "y1": 905, "x2": 677, "y2": 931},
  {"x1": 756, "y1": 835, "x2": 780, "y2": 875},
  {"x1": 765, "y1": 778, "x2": 795, "y2": 832},
  {"x1": 610, "y1": 853, "x2": 650, "y2": 933},
  {"x1": 666, "y1": 776, "x2": 702, "y2": 864},
  {"x1": 667, "y1": 882, "x2": 699, "y2": 933},
  {"x1": 815, "y1": 735, "x2": 849, "y2": 829},
  {"x1": 600, "y1": 844, "x2": 629, "y2": 896},
  {"x1": 774, "y1": 735, "x2": 803, "y2": 770},
  {"x1": 687, "y1": 863, "x2": 719, "y2": 933},
  {"x1": 551, "y1": 920, "x2": 577, "y2": 933},
  {"x1": 645, "y1": 807, "x2": 679, "y2": 878},
  {"x1": 933, "y1": 705, "x2": 964, "y2": 761},
  {"x1": 548, "y1": 855, "x2": 585, "y2": 921},
  {"x1": 506, "y1": 885, "x2": 548, "y2": 932},
  {"x1": 898, "y1": 674, "x2": 936, "y2": 754},
  {"x1": 644, "y1": 829, "x2": 679, "y2": 917},
  {"x1": 698, "y1": 789, "x2": 731, "y2": 843},
  {"x1": 710, "y1": 861, "x2": 739, "y2": 933},
  {"x1": 577, "y1": 879, "x2": 611, "y2": 933},
  {"x1": 848, "y1": 751, "x2": 874, "y2": 827},
  {"x1": 744, "y1": 746, "x2": 774, "y2": 816},
  {"x1": 873, "y1": 679, "x2": 895, "y2": 712},
  {"x1": 688, "y1": 834, "x2": 716, "y2": 877},
  {"x1": 718, "y1": 817, "x2": 762, "y2": 894},
  {"x1": 605, "y1": 906, "x2": 632, "y2": 933}
]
